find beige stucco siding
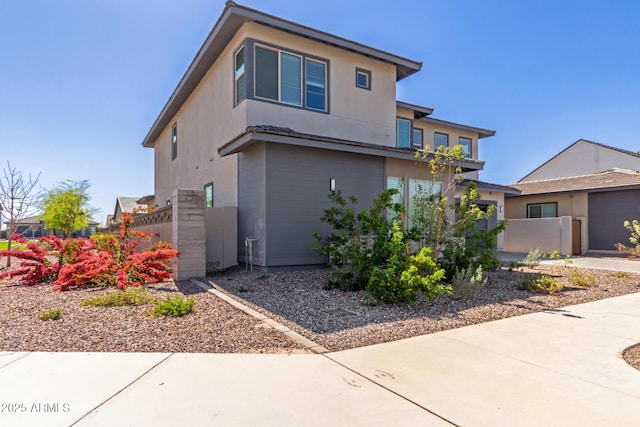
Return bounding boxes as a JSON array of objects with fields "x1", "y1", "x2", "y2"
[
  {"x1": 397, "y1": 108, "x2": 480, "y2": 180},
  {"x1": 504, "y1": 193, "x2": 588, "y2": 219},
  {"x1": 152, "y1": 29, "x2": 253, "y2": 208},
  {"x1": 523, "y1": 140, "x2": 640, "y2": 181},
  {"x1": 243, "y1": 22, "x2": 397, "y2": 147}
]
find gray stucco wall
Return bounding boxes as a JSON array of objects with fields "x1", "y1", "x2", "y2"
[
  {"x1": 238, "y1": 142, "x2": 385, "y2": 268},
  {"x1": 238, "y1": 142, "x2": 268, "y2": 266}
]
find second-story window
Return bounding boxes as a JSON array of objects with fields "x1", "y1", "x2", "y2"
[
  {"x1": 234, "y1": 47, "x2": 246, "y2": 105},
  {"x1": 459, "y1": 137, "x2": 472, "y2": 158},
  {"x1": 396, "y1": 118, "x2": 411, "y2": 148},
  {"x1": 204, "y1": 182, "x2": 214, "y2": 207},
  {"x1": 412, "y1": 128, "x2": 423, "y2": 149},
  {"x1": 254, "y1": 45, "x2": 327, "y2": 112},
  {"x1": 434, "y1": 132, "x2": 448, "y2": 150},
  {"x1": 171, "y1": 123, "x2": 177, "y2": 161},
  {"x1": 356, "y1": 68, "x2": 371, "y2": 90}
]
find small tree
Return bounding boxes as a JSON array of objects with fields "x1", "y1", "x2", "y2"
[
  {"x1": 40, "y1": 180, "x2": 97, "y2": 237},
  {"x1": 0, "y1": 161, "x2": 40, "y2": 267}
]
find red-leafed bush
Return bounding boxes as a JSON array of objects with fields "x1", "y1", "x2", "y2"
[
  {"x1": 0, "y1": 235, "x2": 94, "y2": 286},
  {"x1": 55, "y1": 211, "x2": 179, "y2": 290},
  {"x1": 1, "y1": 211, "x2": 179, "y2": 291}
]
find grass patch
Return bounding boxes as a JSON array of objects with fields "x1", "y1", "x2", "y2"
[
  {"x1": 151, "y1": 295, "x2": 196, "y2": 317},
  {"x1": 610, "y1": 271, "x2": 631, "y2": 279},
  {"x1": 0, "y1": 241, "x2": 27, "y2": 251},
  {"x1": 81, "y1": 287, "x2": 155, "y2": 307},
  {"x1": 568, "y1": 269, "x2": 595, "y2": 287},
  {"x1": 38, "y1": 308, "x2": 62, "y2": 321},
  {"x1": 517, "y1": 274, "x2": 563, "y2": 294}
]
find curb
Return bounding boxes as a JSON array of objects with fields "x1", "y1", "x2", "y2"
[{"x1": 190, "y1": 278, "x2": 330, "y2": 354}]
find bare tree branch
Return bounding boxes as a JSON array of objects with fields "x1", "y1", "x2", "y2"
[{"x1": 0, "y1": 161, "x2": 41, "y2": 267}]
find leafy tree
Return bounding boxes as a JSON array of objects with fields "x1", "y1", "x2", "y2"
[
  {"x1": 40, "y1": 180, "x2": 97, "y2": 237},
  {"x1": 0, "y1": 161, "x2": 40, "y2": 267}
]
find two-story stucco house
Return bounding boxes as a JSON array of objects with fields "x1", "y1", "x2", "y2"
[{"x1": 141, "y1": 1, "x2": 505, "y2": 271}]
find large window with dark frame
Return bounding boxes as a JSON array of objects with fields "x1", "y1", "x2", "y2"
[
  {"x1": 527, "y1": 202, "x2": 557, "y2": 218},
  {"x1": 253, "y1": 44, "x2": 327, "y2": 112}
]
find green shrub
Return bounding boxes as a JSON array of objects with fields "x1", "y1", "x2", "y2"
[
  {"x1": 523, "y1": 248, "x2": 544, "y2": 269},
  {"x1": 568, "y1": 269, "x2": 595, "y2": 287},
  {"x1": 38, "y1": 308, "x2": 62, "y2": 321},
  {"x1": 365, "y1": 230, "x2": 449, "y2": 304},
  {"x1": 151, "y1": 295, "x2": 196, "y2": 317},
  {"x1": 81, "y1": 287, "x2": 155, "y2": 307},
  {"x1": 518, "y1": 274, "x2": 562, "y2": 294},
  {"x1": 452, "y1": 265, "x2": 487, "y2": 299}
]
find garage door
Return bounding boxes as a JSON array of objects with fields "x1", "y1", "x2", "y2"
[{"x1": 588, "y1": 189, "x2": 640, "y2": 250}]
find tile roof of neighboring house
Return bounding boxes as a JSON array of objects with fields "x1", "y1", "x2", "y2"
[
  {"x1": 508, "y1": 168, "x2": 640, "y2": 196},
  {"x1": 519, "y1": 139, "x2": 640, "y2": 182},
  {"x1": 218, "y1": 125, "x2": 486, "y2": 172},
  {"x1": 460, "y1": 179, "x2": 521, "y2": 195},
  {"x1": 2, "y1": 215, "x2": 43, "y2": 225},
  {"x1": 141, "y1": 1, "x2": 422, "y2": 148}
]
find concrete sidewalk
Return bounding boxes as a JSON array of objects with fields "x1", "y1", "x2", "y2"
[
  {"x1": 497, "y1": 251, "x2": 640, "y2": 274},
  {"x1": 2, "y1": 293, "x2": 640, "y2": 426}
]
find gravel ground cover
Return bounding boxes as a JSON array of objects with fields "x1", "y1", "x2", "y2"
[
  {"x1": 2, "y1": 254, "x2": 640, "y2": 369},
  {"x1": 0, "y1": 257, "x2": 310, "y2": 354},
  {"x1": 209, "y1": 264, "x2": 640, "y2": 369}
]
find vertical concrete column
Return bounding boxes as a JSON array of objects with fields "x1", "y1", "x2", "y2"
[{"x1": 172, "y1": 189, "x2": 206, "y2": 280}]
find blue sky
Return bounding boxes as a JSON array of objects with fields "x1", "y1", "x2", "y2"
[{"x1": 2, "y1": 0, "x2": 639, "y2": 225}]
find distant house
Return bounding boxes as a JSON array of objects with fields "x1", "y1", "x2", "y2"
[
  {"x1": 111, "y1": 196, "x2": 148, "y2": 223},
  {"x1": 140, "y1": 1, "x2": 510, "y2": 271},
  {"x1": 4, "y1": 215, "x2": 99, "y2": 239},
  {"x1": 504, "y1": 139, "x2": 640, "y2": 254}
]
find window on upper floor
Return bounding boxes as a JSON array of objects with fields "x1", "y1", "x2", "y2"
[
  {"x1": 234, "y1": 47, "x2": 246, "y2": 105},
  {"x1": 254, "y1": 45, "x2": 327, "y2": 112},
  {"x1": 171, "y1": 123, "x2": 177, "y2": 161},
  {"x1": 204, "y1": 182, "x2": 214, "y2": 207},
  {"x1": 459, "y1": 137, "x2": 472, "y2": 158},
  {"x1": 356, "y1": 68, "x2": 371, "y2": 90},
  {"x1": 434, "y1": 132, "x2": 448, "y2": 150},
  {"x1": 396, "y1": 118, "x2": 411, "y2": 148},
  {"x1": 412, "y1": 128, "x2": 423, "y2": 149},
  {"x1": 528, "y1": 202, "x2": 557, "y2": 218}
]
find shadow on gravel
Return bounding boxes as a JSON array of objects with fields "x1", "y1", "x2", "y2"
[{"x1": 205, "y1": 266, "x2": 611, "y2": 335}]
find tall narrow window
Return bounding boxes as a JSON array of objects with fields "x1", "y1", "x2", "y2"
[
  {"x1": 434, "y1": 132, "x2": 448, "y2": 150},
  {"x1": 396, "y1": 118, "x2": 411, "y2": 148},
  {"x1": 204, "y1": 182, "x2": 214, "y2": 208},
  {"x1": 280, "y1": 52, "x2": 302, "y2": 105},
  {"x1": 255, "y1": 46, "x2": 278, "y2": 100},
  {"x1": 459, "y1": 137, "x2": 472, "y2": 158},
  {"x1": 387, "y1": 177, "x2": 405, "y2": 221},
  {"x1": 412, "y1": 128, "x2": 423, "y2": 149},
  {"x1": 171, "y1": 123, "x2": 177, "y2": 161},
  {"x1": 305, "y1": 59, "x2": 326, "y2": 111},
  {"x1": 234, "y1": 47, "x2": 246, "y2": 105}
]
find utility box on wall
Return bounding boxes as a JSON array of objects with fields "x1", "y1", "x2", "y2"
[{"x1": 205, "y1": 207, "x2": 238, "y2": 272}]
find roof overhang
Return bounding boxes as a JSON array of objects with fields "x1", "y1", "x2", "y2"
[
  {"x1": 219, "y1": 126, "x2": 485, "y2": 172},
  {"x1": 459, "y1": 179, "x2": 521, "y2": 196},
  {"x1": 141, "y1": 1, "x2": 422, "y2": 149},
  {"x1": 396, "y1": 101, "x2": 434, "y2": 119},
  {"x1": 417, "y1": 116, "x2": 495, "y2": 139}
]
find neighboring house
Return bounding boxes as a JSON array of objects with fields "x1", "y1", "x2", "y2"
[
  {"x1": 506, "y1": 168, "x2": 640, "y2": 253},
  {"x1": 111, "y1": 196, "x2": 148, "y2": 223},
  {"x1": 4, "y1": 215, "x2": 99, "y2": 238},
  {"x1": 519, "y1": 139, "x2": 640, "y2": 181},
  {"x1": 505, "y1": 139, "x2": 640, "y2": 254},
  {"x1": 141, "y1": 1, "x2": 506, "y2": 269}
]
